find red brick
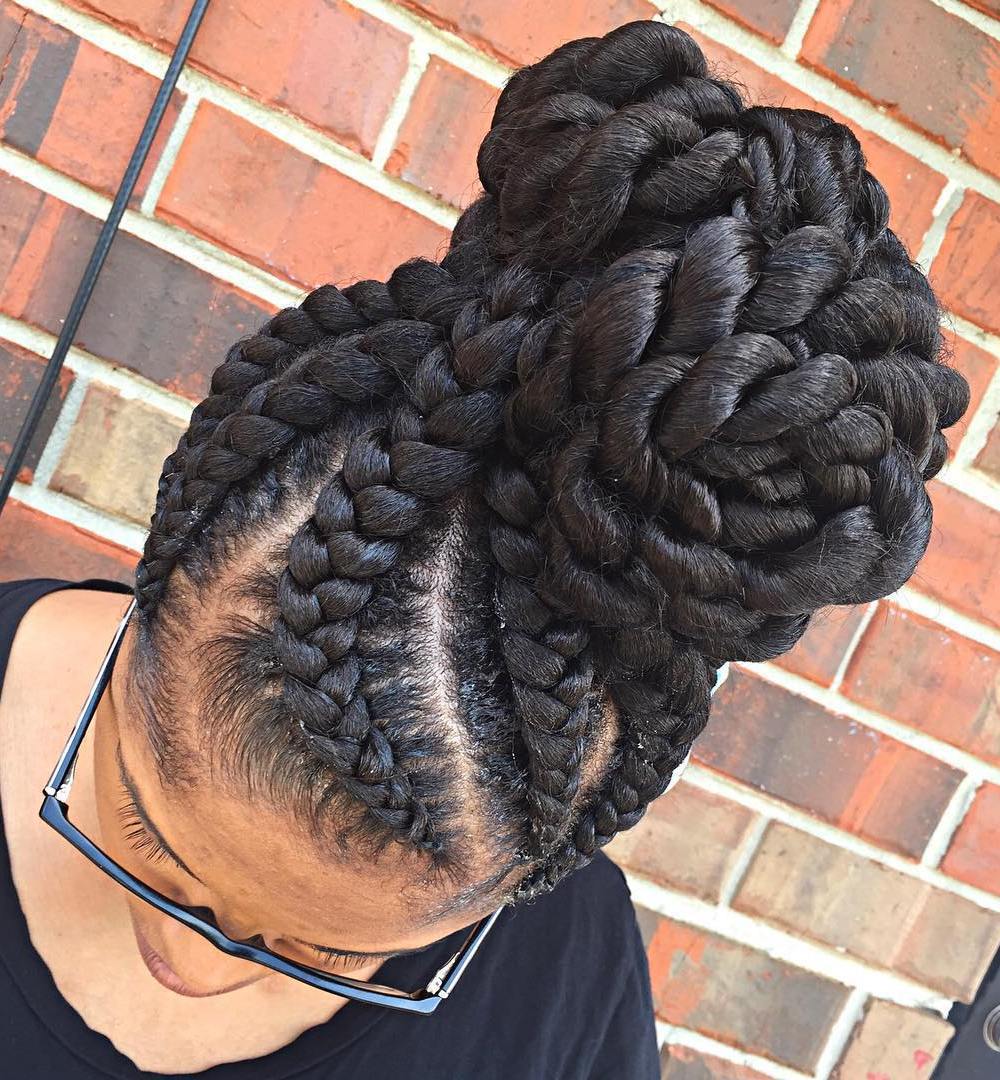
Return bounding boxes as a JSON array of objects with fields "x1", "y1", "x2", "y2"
[
  {"x1": 966, "y1": 0, "x2": 1000, "y2": 16},
  {"x1": 387, "y1": 58, "x2": 497, "y2": 208},
  {"x1": 701, "y1": 0, "x2": 800, "y2": 44},
  {"x1": 0, "y1": 171, "x2": 273, "y2": 399},
  {"x1": 64, "y1": 1, "x2": 411, "y2": 156},
  {"x1": 0, "y1": 338, "x2": 72, "y2": 484},
  {"x1": 397, "y1": 0, "x2": 657, "y2": 67},
  {"x1": 605, "y1": 782, "x2": 757, "y2": 902},
  {"x1": 977, "y1": 421, "x2": 1000, "y2": 483},
  {"x1": 50, "y1": 385, "x2": 187, "y2": 525},
  {"x1": 834, "y1": 1000, "x2": 954, "y2": 1079},
  {"x1": 686, "y1": 27, "x2": 945, "y2": 253},
  {"x1": 942, "y1": 783, "x2": 1000, "y2": 895},
  {"x1": 695, "y1": 669, "x2": 964, "y2": 858},
  {"x1": 932, "y1": 192, "x2": 1000, "y2": 337},
  {"x1": 772, "y1": 605, "x2": 868, "y2": 687},
  {"x1": 0, "y1": 4, "x2": 183, "y2": 205},
  {"x1": 802, "y1": 0, "x2": 1000, "y2": 179},
  {"x1": 842, "y1": 602, "x2": 1000, "y2": 764},
  {"x1": 942, "y1": 330, "x2": 998, "y2": 466},
  {"x1": 647, "y1": 917, "x2": 848, "y2": 1071},
  {"x1": 913, "y1": 480, "x2": 1000, "y2": 629},
  {"x1": 660, "y1": 1045, "x2": 772, "y2": 1079},
  {"x1": 733, "y1": 822, "x2": 1000, "y2": 1000},
  {"x1": 157, "y1": 103, "x2": 450, "y2": 289},
  {"x1": 0, "y1": 499, "x2": 135, "y2": 581}
]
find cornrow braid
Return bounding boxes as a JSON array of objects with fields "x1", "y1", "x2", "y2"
[
  {"x1": 268, "y1": 258, "x2": 549, "y2": 853},
  {"x1": 138, "y1": 281, "x2": 402, "y2": 613},
  {"x1": 131, "y1": 19, "x2": 971, "y2": 912}
]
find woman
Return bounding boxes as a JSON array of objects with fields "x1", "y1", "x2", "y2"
[{"x1": 0, "y1": 18, "x2": 971, "y2": 1079}]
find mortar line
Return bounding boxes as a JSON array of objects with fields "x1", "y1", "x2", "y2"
[
  {"x1": 139, "y1": 92, "x2": 201, "y2": 216},
  {"x1": 29, "y1": 372, "x2": 90, "y2": 489},
  {"x1": 652, "y1": 0, "x2": 1000, "y2": 203},
  {"x1": 371, "y1": 40, "x2": 430, "y2": 171},
  {"x1": 10, "y1": 481, "x2": 147, "y2": 552},
  {"x1": 627, "y1": 873, "x2": 954, "y2": 1014},
  {"x1": 825, "y1": 601, "x2": 880, "y2": 695},
  {"x1": 780, "y1": 0, "x2": 822, "y2": 58},
  {"x1": 812, "y1": 988, "x2": 868, "y2": 1080},
  {"x1": 929, "y1": 0, "x2": 1000, "y2": 39},
  {"x1": 16, "y1": 0, "x2": 1000, "y2": 204},
  {"x1": 731, "y1": 657, "x2": 1000, "y2": 780},
  {"x1": 0, "y1": 315, "x2": 197, "y2": 421},
  {"x1": 916, "y1": 181, "x2": 965, "y2": 271},
  {"x1": 656, "y1": 1021, "x2": 812, "y2": 1080},
  {"x1": 717, "y1": 814, "x2": 770, "y2": 907},
  {"x1": 950, "y1": 359, "x2": 1000, "y2": 471},
  {"x1": 681, "y1": 771, "x2": 1000, "y2": 914},
  {"x1": 921, "y1": 775, "x2": 982, "y2": 868}
]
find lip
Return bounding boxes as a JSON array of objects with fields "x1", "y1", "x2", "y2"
[{"x1": 131, "y1": 919, "x2": 259, "y2": 998}]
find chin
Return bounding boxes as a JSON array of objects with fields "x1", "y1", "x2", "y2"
[{"x1": 130, "y1": 914, "x2": 263, "y2": 998}]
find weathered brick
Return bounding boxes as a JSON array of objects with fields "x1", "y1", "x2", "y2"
[
  {"x1": 942, "y1": 330, "x2": 998, "y2": 465},
  {"x1": 65, "y1": 0, "x2": 409, "y2": 154},
  {"x1": 0, "y1": 3, "x2": 183, "y2": 204},
  {"x1": 0, "y1": 171, "x2": 274, "y2": 399},
  {"x1": 387, "y1": 58, "x2": 497, "y2": 208},
  {"x1": 660, "y1": 1045, "x2": 772, "y2": 1079},
  {"x1": 685, "y1": 27, "x2": 946, "y2": 254},
  {"x1": 772, "y1": 605, "x2": 868, "y2": 687},
  {"x1": 157, "y1": 103, "x2": 451, "y2": 289},
  {"x1": 0, "y1": 338, "x2": 72, "y2": 483},
  {"x1": 0, "y1": 499, "x2": 136, "y2": 580},
  {"x1": 695, "y1": 669, "x2": 964, "y2": 858},
  {"x1": 701, "y1": 0, "x2": 800, "y2": 44},
  {"x1": 942, "y1": 783, "x2": 1000, "y2": 896},
  {"x1": 913, "y1": 480, "x2": 1000, "y2": 629},
  {"x1": 802, "y1": 0, "x2": 1000, "y2": 179},
  {"x1": 932, "y1": 192, "x2": 1000, "y2": 337},
  {"x1": 733, "y1": 822, "x2": 1000, "y2": 1000},
  {"x1": 834, "y1": 999, "x2": 954, "y2": 1079},
  {"x1": 50, "y1": 385, "x2": 186, "y2": 525},
  {"x1": 605, "y1": 782, "x2": 757, "y2": 902},
  {"x1": 842, "y1": 602, "x2": 1000, "y2": 764},
  {"x1": 977, "y1": 420, "x2": 1000, "y2": 483},
  {"x1": 397, "y1": 0, "x2": 656, "y2": 67},
  {"x1": 647, "y1": 917, "x2": 849, "y2": 1071}
]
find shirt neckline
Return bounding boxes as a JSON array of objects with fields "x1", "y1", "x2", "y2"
[{"x1": 0, "y1": 576, "x2": 461, "y2": 1079}]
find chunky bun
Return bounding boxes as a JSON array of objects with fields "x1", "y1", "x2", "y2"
[{"x1": 136, "y1": 20, "x2": 971, "y2": 903}]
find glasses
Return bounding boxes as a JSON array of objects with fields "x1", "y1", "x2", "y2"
[
  {"x1": 40, "y1": 597, "x2": 731, "y2": 1014},
  {"x1": 39, "y1": 596, "x2": 503, "y2": 1015}
]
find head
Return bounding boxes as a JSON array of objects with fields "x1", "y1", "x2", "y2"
[{"x1": 107, "y1": 20, "x2": 969, "y2": 996}]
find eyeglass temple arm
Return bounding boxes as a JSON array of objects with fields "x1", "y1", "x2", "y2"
[{"x1": 44, "y1": 597, "x2": 137, "y2": 803}]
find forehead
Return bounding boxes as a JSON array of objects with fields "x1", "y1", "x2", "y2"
[{"x1": 113, "y1": 667, "x2": 487, "y2": 952}]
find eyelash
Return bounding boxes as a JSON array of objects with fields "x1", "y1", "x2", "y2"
[
  {"x1": 116, "y1": 789, "x2": 187, "y2": 872},
  {"x1": 115, "y1": 789, "x2": 385, "y2": 972}
]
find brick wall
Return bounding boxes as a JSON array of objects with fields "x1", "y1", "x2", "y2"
[{"x1": 1, "y1": 2, "x2": 999, "y2": 1077}]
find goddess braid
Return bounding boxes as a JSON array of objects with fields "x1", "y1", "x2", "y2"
[
  {"x1": 132, "y1": 19, "x2": 971, "y2": 909},
  {"x1": 137, "y1": 281, "x2": 401, "y2": 612},
  {"x1": 269, "y1": 258, "x2": 548, "y2": 852},
  {"x1": 471, "y1": 21, "x2": 969, "y2": 899}
]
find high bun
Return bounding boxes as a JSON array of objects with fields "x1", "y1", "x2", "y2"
[{"x1": 132, "y1": 20, "x2": 970, "y2": 908}]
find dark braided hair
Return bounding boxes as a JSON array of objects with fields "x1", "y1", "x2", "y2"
[{"x1": 129, "y1": 20, "x2": 971, "y2": 911}]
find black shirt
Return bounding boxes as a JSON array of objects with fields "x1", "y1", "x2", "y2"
[{"x1": 0, "y1": 576, "x2": 660, "y2": 1080}]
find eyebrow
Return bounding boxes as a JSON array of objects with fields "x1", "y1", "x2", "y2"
[
  {"x1": 116, "y1": 740, "x2": 205, "y2": 884},
  {"x1": 114, "y1": 741, "x2": 432, "y2": 961}
]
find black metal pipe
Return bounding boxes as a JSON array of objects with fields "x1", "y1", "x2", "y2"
[{"x1": 0, "y1": 0, "x2": 212, "y2": 516}]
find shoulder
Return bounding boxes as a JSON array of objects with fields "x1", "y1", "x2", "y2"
[{"x1": 507, "y1": 851, "x2": 646, "y2": 976}]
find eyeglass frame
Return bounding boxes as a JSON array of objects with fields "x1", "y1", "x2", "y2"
[
  {"x1": 39, "y1": 593, "x2": 731, "y2": 1015},
  {"x1": 40, "y1": 595, "x2": 503, "y2": 1015}
]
